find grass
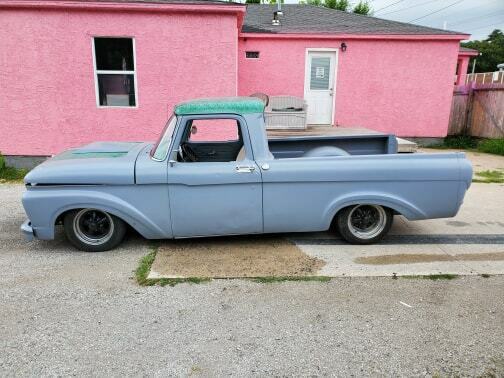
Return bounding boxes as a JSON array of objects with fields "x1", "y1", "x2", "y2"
[
  {"x1": 135, "y1": 245, "x2": 211, "y2": 287},
  {"x1": 0, "y1": 153, "x2": 28, "y2": 183},
  {"x1": 473, "y1": 170, "x2": 504, "y2": 183},
  {"x1": 401, "y1": 274, "x2": 459, "y2": 280},
  {"x1": 429, "y1": 136, "x2": 504, "y2": 156},
  {"x1": 430, "y1": 135, "x2": 478, "y2": 150},
  {"x1": 478, "y1": 138, "x2": 504, "y2": 156},
  {"x1": 135, "y1": 247, "x2": 157, "y2": 286},
  {"x1": 252, "y1": 276, "x2": 332, "y2": 284}
]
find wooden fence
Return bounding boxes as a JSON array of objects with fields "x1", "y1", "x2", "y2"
[{"x1": 448, "y1": 84, "x2": 504, "y2": 138}]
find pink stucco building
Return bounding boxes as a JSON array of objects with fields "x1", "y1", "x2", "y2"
[{"x1": 0, "y1": 0, "x2": 471, "y2": 159}]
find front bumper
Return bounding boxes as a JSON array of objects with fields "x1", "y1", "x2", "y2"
[{"x1": 20, "y1": 219, "x2": 35, "y2": 241}]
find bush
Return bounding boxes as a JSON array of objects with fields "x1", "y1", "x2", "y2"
[
  {"x1": 477, "y1": 139, "x2": 504, "y2": 156},
  {"x1": 428, "y1": 136, "x2": 504, "y2": 156},
  {"x1": 442, "y1": 136, "x2": 478, "y2": 149},
  {"x1": 0, "y1": 153, "x2": 28, "y2": 182}
]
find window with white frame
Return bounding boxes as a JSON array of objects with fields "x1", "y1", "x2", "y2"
[{"x1": 93, "y1": 37, "x2": 137, "y2": 107}]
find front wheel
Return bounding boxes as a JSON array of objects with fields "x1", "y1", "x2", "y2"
[
  {"x1": 336, "y1": 204, "x2": 393, "y2": 244},
  {"x1": 63, "y1": 209, "x2": 127, "y2": 252}
]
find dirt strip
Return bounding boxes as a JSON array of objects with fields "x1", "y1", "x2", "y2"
[
  {"x1": 355, "y1": 252, "x2": 504, "y2": 265},
  {"x1": 150, "y1": 236, "x2": 325, "y2": 278}
]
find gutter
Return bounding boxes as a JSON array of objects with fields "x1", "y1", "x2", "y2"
[
  {"x1": 0, "y1": 1, "x2": 246, "y2": 15},
  {"x1": 458, "y1": 50, "x2": 479, "y2": 57},
  {"x1": 240, "y1": 32, "x2": 470, "y2": 41}
]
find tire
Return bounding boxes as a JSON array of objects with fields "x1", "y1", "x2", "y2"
[
  {"x1": 63, "y1": 209, "x2": 127, "y2": 252},
  {"x1": 336, "y1": 204, "x2": 393, "y2": 245}
]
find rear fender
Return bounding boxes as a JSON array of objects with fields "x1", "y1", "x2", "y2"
[{"x1": 323, "y1": 192, "x2": 427, "y2": 228}]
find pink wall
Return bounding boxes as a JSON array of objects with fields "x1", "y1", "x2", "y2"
[
  {"x1": 239, "y1": 37, "x2": 461, "y2": 137},
  {"x1": 0, "y1": 6, "x2": 239, "y2": 156},
  {"x1": 455, "y1": 55, "x2": 472, "y2": 85}
]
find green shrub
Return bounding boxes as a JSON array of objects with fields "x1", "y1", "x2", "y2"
[
  {"x1": 0, "y1": 153, "x2": 28, "y2": 182},
  {"x1": 477, "y1": 139, "x2": 504, "y2": 156},
  {"x1": 442, "y1": 136, "x2": 478, "y2": 149}
]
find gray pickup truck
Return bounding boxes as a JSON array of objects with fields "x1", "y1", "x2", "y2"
[{"x1": 22, "y1": 97, "x2": 472, "y2": 251}]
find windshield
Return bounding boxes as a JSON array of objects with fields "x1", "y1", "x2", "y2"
[{"x1": 150, "y1": 116, "x2": 177, "y2": 161}]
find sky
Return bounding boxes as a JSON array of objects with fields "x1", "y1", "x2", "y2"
[{"x1": 282, "y1": 0, "x2": 504, "y2": 40}]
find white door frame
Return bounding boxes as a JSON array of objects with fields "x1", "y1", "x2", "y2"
[{"x1": 303, "y1": 48, "x2": 339, "y2": 125}]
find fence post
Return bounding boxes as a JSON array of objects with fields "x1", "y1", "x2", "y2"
[{"x1": 463, "y1": 83, "x2": 475, "y2": 136}]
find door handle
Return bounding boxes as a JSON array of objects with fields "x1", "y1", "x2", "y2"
[{"x1": 235, "y1": 165, "x2": 256, "y2": 173}]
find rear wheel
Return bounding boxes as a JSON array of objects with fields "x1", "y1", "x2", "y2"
[
  {"x1": 336, "y1": 204, "x2": 392, "y2": 244},
  {"x1": 63, "y1": 209, "x2": 126, "y2": 252}
]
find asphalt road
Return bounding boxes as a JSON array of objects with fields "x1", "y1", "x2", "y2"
[{"x1": 1, "y1": 184, "x2": 504, "y2": 376}]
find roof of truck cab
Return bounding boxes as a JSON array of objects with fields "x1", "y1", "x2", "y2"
[{"x1": 174, "y1": 97, "x2": 265, "y2": 116}]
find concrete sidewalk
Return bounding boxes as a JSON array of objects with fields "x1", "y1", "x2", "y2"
[{"x1": 293, "y1": 183, "x2": 504, "y2": 277}]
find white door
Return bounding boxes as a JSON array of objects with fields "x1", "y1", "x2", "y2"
[{"x1": 304, "y1": 51, "x2": 336, "y2": 125}]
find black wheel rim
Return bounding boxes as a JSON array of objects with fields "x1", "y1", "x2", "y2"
[
  {"x1": 347, "y1": 205, "x2": 387, "y2": 239},
  {"x1": 351, "y1": 205, "x2": 380, "y2": 231},
  {"x1": 73, "y1": 209, "x2": 114, "y2": 245}
]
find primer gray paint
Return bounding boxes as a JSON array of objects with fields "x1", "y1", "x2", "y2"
[{"x1": 21, "y1": 111, "x2": 473, "y2": 241}]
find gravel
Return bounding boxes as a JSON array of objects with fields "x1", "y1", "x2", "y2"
[{"x1": 1, "y1": 184, "x2": 504, "y2": 376}]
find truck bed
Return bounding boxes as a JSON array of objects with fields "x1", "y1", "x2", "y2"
[{"x1": 268, "y1": 134, "x2": 398, "y2": 159}]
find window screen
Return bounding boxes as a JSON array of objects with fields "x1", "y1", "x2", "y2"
[{"x1": 310, "y1": 57, "x2": 331, "y2": 90}]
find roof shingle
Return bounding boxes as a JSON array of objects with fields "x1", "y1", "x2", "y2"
[{"x1": 242, "y1": 4, "x2": 466, "y2": 35}]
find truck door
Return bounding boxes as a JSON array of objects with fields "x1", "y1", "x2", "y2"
[{"x1": 167, "y1": 115, "x2": 263, "y2": 237}]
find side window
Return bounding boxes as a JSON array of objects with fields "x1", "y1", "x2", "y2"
[
  {"x1": 189, "y1": 119, "x2": 239, "y2": 142},
  {"x1": 178, "y1": 118, "x2": 246, "y2": 163}
]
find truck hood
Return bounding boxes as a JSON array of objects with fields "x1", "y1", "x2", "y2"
[{"x1": 24, "y1": 142, "x2": 149, "y2": 185}]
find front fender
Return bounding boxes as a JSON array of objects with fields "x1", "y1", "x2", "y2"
[
  {"x1": 322, "y1": 192, "x2": 428, "y2": 228},
  {"x1": 22, "y1": 187, "x2": 170, "y2": 240}
]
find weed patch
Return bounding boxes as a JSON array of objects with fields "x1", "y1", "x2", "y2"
[
  {"x1": 429, "y1": 137, "x2": 504, "y2": 157},
  {"x1": 478, "y1": 138, "x2": 504, "y2": 156},
  {"x1": 252, "y1": 276, "x2": 332, "y2": 284},
  {"x1": 474, "y1": 170, "x2": 504, "y2": 183},
  {"x1": 401, "y1": 274, "x2": 458, "y2": 280},
  {"x1": 0, "y1": 163, "x2": 28, "y2": 183},
  {"x1": 431, "y1": 136, "x2": 478, "y2": 150}
]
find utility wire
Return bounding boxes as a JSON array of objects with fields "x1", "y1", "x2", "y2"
[
  {"x1": 380, "y1": 0, "x2": 442, "y2": 16},
  {"x1": 373, "y1": 0, "x2": 408, "y2": 14},
  {"x1": 409, "y1": 0, "x2": 465, "y2": 22},
  {"x1": 449, "y1": 11, "x2": 504, "y2": 26},
  {"x1": 382, "y1": 0, "x2": 503, "y2": 17},
  {"x1": 465, "y1": 20, "x2": 504, "y2": 32}
]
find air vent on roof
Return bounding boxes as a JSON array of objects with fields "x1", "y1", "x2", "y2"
[{"x1": 272, "y1": 11, "x2": 280, "y2": 26}]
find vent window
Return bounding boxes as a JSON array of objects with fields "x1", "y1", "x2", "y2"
[{"x1": 245, "y1": 51, "x2": 260, "y2": 59}]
